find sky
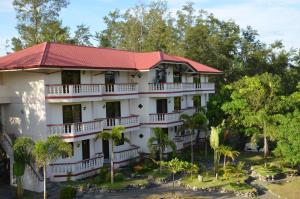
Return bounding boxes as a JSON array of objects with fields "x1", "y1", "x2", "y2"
[{"x1": 0, "y1": 0, "x2": 300, "y2": 55}]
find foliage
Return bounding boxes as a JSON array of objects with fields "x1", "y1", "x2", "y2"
[
  {"x1": 114, "y1": 173, "x2": 125, "y2": 182},
  {"x1": 210, "y1": 125, "x2": 222, "y2": 174},
  {"x1": 32, "y1": 136, "x2": 72, "y2": 199},
  {"x1": 223, "y1": 162, "x2": 246, "y2": 179},
  {"x1": 59, "y1": 186, "x2": 76, "y2": 199},
  {"x1": 96, "y1": 125, "x2": 128, "y2": 184},
  {"x1": 217, "y1": 145, "x2": 240, "y2": 168}
]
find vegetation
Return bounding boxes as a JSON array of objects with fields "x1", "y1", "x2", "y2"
[
  {"x1": 217, "y1": 145, "x2": 240, "y2": 168},
  {"x1": 147, "y1": 128, "x2": 176, "y2": 173},
  {"x1": 210, "y1": 125, "x2": 221, "y2": 175},
  {"x1": 59, "y1": 186, "x2": 77, "y2": 199},
  {"x1": 32, "y1": 136, "x2": 72, "y2": 199},
  {"x1": 13, "y1": 137, "x2": 35, "y2": 199},
  {"x1": 96, "y1": 125, "x2": 128, "y2": 184}
]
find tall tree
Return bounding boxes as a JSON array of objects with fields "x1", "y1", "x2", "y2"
[
  {"x1": 32, "y1": 136, "x2": 72, "y2": 199},
  {"x1": 222, "y1": 73, "x2": 282, "y2": 166},
  {"x1": 72, "y1": 24, "x2": 93, "y2": 46},
  {"x1": 210, "y1": 125, "x2": 221, "y2": 175},
  {"x1": 147, "y1": 128, "x2": 176, "y2": 173},
  {"x1": 12, "y1": 0, "x2": 69, "y2": 50},
  {"x1": 95, "y1": 125, "x2": 129, "y2": 184}
]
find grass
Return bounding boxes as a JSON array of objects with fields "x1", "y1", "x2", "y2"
[
  {"x1": 99, "y1": 179, "x2": 148, "y2": 190},
  {"x1": 252, "y1": 165, "x2": 282, "y2": 177},
  {"x1": 266, "y1": 177, "x2": 300, "y2": 199},
  {"x1": 146, "y1": 169, "x2": 171, "y2": 183}
]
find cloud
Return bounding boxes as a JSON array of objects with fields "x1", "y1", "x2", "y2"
[{"x1": 205, "y1": 0, "x2": 300, "y2": 49}]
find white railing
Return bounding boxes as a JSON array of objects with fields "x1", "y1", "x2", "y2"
[
  {"x1": 104, "y1": 115, "x2": 139, "y2": 129},
  {"x1": 47, "y1": 120, "x2": 104, "y2": 137},
  {"x1": 148, "y1": 82, "x2": 214, "y2": 92},
  {"x1": 181, "y1": 107, "x2": 196, "y2": 116},
  {"x1": 46, "y1": 84, "x2": 102, "y2": 97},
  {"x1": 114, "y1": 145, "x2": 140, "y2": 163},
  {"x1": 173, "y1": 136, "x2": 184, "y2": 150},
  {"x1": 50, "y1": 155, "x2": 104, "y2": 176},
  {"x1": 182, "y1": 133, "x2": 196, "y2": 144},
  {"x1": 149, "y1": 112, "x2": 181, "y2": 123},
  {"x1": 102, "y1": 83, "x2": 138, "y2": 95}
]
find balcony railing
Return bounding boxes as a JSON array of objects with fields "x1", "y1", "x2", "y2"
[
  {"x1": 102, "y1": 83, "x2": 138, "y2": 95},
  {"x1": 173, "y1": 136, "x2": 184, "y2": 150},
  {"x1": 148, "y1": 82, "x2": 214, "y2": 93},
  {"x1": 50, "y1": 154, "x2": 104, "y2": 176},
  {"x1": 149, "y1": 112, "x2": 181, "y2": 124},
  {"x1": 181, "y1": 107, "x2": 196, "y2": 116},
  {"x1": 47, "y1": 120, "x2": 104, "y2": 138},
  {"x1": 46, "y1": 84, "x2": 102, "y2": 97},
  {"x1": 103, "y1": 115, "x2": 140, "y2": 129},
  {"x1": 182, "y1": 133, "x2": 196, "y2": 144},
  {"x1": 114, "y1": 145, "x2": 140, "y2": 163}
]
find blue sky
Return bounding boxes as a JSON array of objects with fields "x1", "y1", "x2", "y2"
[{"x1": 1, "y1": 0, "x2": 300, "y2": 55}]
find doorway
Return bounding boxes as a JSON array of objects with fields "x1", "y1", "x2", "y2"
[
  {"x1": 82, "y1": 139, "x2": 90, "y2": 160},
  {"x1": 106, "y1": 101, "x2": 121, "y2": 126},
  {"x1": 156, "y1": 99, "x2": 168, "y2": 113},
  {"x1": 102, "y1": 140, "x2": 110, "y2": 159},
  {"x1": 0, "y1": 146, "x2": 10, "y2": 185}
]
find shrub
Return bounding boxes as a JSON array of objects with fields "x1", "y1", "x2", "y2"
[
  {"x1": 114, "y1": 173, "x2": 125, "y2": 182},
  {"x1": 59, "y1": 186, "x2": 76, "y2": 199},
  {"x1": 133, "y1": 164, "x2": 143, "y2": 173}
]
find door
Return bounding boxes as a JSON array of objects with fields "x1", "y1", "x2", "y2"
[
  {"x1": 106, "y1": 101, "x2": 121, "y2": 126},
  {"x1": 105, "y1": 71, "x2": 115, "y2": 92},
  {"x1": 63, "y1": 105, "x2": 82, "y2": 133},
  {"x1": 102, "y1": 140, "x2": 110, "y2": 159},
  {"x1": 156, "y1": 99, "x2": 168, "y2": 113},
  {"x1": 82, "y1": 139, "x2": 90, "y2": 160},
  {"x1": 62, "y1": 71, "x2": 81, "y2": 84}
]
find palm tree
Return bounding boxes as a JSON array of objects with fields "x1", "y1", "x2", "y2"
[
  {"x1": 210, "y1": 126, "x2": 221, "y2": 175},
  {"x1": 32, "y1": 136, "x2": 72, "y2": 199},
  {"x1": 147, "y1": 128, "x2": 176, "y2": 173},
  {"x1": 217, "y1": 145, "x2": 240, "y2": 168},
  {"x1": 13, "y1": 137, "x2": 35, "y2": 199},
  {"x1": 180, "y1": 112, "x2": 208, "y2": 163},
  {"x1": 95, "y1": 125, "x2": 129, "y2": 184}
]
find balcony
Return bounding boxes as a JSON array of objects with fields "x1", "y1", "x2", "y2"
[
  {"x1": 182, "y1": 133, "x2": 196, "y2": 146},
  {"x1": 103, "y1": 115, "x2": 140, "y2": 132},
  {"x1": 46, "y1": 84, "x2": 102, "y2": 102},
  {"x1": 113, "y1": 145, "x2": 140, "y2": 167},
  {"x1": 181, "y1": 107, "x2": 196, "y2": 116},
  {"x1": 45, "y1": 83, "x2": 139, "y2": 102},
  {"x1": 0, "y1": 85, "x2": 10, "y2": 104},
  {"x1": 173, "y1": 136, "x2": 184, "y2": 151},
  {"x1": 47, "y1": 120, "x2": 104, "y2": 141},
  {"x1": 50, "y1": 154, "x2": 104, "y2": 181},
  {"x1": 145, "y1": 112, "x2": 182, "y2": 127},
  {"x1": 146, "y1": 82, "x2": 215, "y2": 97},
  {"x1": 102, "y1": 83, "x2": 139, "y2": 100}
]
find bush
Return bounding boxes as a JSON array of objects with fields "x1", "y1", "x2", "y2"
[
  {"x1": 59, "y1": 186, "x2": 76, "y2": 199},
  {"x1": 114, "y1": 173, "x2": 125, "y2": 182}
]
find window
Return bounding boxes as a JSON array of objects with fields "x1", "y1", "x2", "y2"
[
  {"x1": 105, "y1": 71, "x2": 115, "y2": 84},
  {"x1": 174, "y1": 97, "x2": 181, "y2": 112},
  {"x1": 173, "y1": 71, "x2": 182, "y2": 83},
  {"x1": 155, "y1": 69, "x2": 166, "y2": 83},
  {"x1": 116, "y1": 133, "x2": 125, "y2": 146},
  {"x1": 62, "y1": 142, "x2": 74, "y2": 158},
  {"x1": 62, "y1": 71, "x2": 81, "y2": 84},
  {"x1": 63, "y1": 105, "x2": 82, "y2": 124},
  {"x1": 193, "y1": 96, "x2": 201, "y2": 109}
]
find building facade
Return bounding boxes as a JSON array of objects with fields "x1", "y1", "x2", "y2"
[{"x1": 0, "y1": 42, "x2": 221, "y2": 192}]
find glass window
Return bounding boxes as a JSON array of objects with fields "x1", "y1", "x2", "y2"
[{"x1": 174, "y1": 97, "x2": 181, "y2": 111}]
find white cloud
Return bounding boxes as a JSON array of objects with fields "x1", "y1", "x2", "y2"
[{"x1": 206, "y1": 1, "x2": 300, "y2": 49}]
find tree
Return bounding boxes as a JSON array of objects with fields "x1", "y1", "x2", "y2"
[
  {"x1": 95, "y1": 125, "x2": 129, "y2": 184},
  {"x1": 32, "y1": 136, "x2": 72, "y2": 199},
  {"x1": 147, "y1": 128, "x2": 176, "y2": 173},
  {"x1": 12, "y1": 0, "x2": 69, "y2": 50},
  {"x1": 13, "y1": 137, "x2": 35, "y2": 199},
  {"x1": 180, "y1": 112, "x2": 208, "y2": 163},
  {"x1": 217, "y1": 145, "x2": 239, "y2": 168},
  {"x1": 72, "y1": 24, "x2": 93, "y2": 46},
  {"x1": 222, "y1": 73, "x2": 282, "y2": 166},
  {"x1": 210, "y1": 125, "x2": 221, "y2": 175},
  {"x1": 160, "y1": 158, "x2": 186, "y2": 194},
  {"x1": 184, "y1": 161, "x2": 199, "y2": 179}
]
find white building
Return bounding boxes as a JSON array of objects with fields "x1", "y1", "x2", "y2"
[{"x1": 0, "y1": 42, "x2": 221, "y2": 192}]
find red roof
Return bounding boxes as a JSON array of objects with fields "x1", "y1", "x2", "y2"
[{"x1": 0, "y1": 42, "x2": 221, "y2": 73}]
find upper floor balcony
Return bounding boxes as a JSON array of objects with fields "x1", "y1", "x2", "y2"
[
  {"x1": 145, "y1": 82, "x2": 215, "y2": 97},
  {"x1": 47, "y1": 120, "x2": 104, "y2": 142},
  {"x1": 0, "y1": 85, "x2": 10, "y2": 104},
  {"x1": 144, "y1": 112, "x2": 183, "y2": 128},
  {"x1": 102, "y1": 115, "x2": 140, "y2": 132},
  {"x1": 45, "y1": 83, "x2": 138, "y2": 103}
]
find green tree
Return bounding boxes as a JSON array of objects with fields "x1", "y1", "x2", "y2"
[
  {"x1": 32, "y1": 136, "x2": 72, "y2": 199},
  {"x1": 13, "y1": 137, "x2": 35, "y2": 199},
  {"x1": 147, "y1": 128, "x2": 176, "y2": 173},
  {"x1": 95, "y1": 125, "x2": 129, "y2": 184},
  {"x1": 222, "y1": 73, "x2": 282, "y2": 166},
  {"x1": 217, "y1": 145, "x2": 239, "y2": 168},
  {"x1": 72, "y1": 24, "x2": 93, "y2": 46},
  {"x1": 12, "y1": 0, "x2": 69, "y2": 50},
  {"x1": 210, "y1": 125, "x2": 221, "y2": 175},
  {"x1": 160, "y1": 158, "x2": 186, "y2": 194}
]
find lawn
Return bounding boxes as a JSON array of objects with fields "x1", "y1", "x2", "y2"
[
  {"x1": 99, "y1": 178, "x2": 148, "y2": 190},
  {"x1": 266, "y1": 177, "x2": 300, "y2": 199}
]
